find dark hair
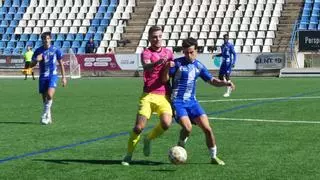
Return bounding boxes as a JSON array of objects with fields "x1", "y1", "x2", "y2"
[
  {"x1": 223, "y1": 34, "x2": 229, "y2": 38},
  {"x1": 148, "y1": 25, "x2": 162, "y2": 38},
  {"x1": 182, "y1": 37, "x2": 198, "y2": 50},
  {"x1": 41, "y1": 32, "x2": 51, "y2": 40}
]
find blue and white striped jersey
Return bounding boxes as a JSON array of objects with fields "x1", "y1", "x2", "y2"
[
  {"x1": 32, "y1": 45, "x2": 63, "y2": 79},
  {"x1": 170, "y1": 57, "x2": 213, "y2": 102}
]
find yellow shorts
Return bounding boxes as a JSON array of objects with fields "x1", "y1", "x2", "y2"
[{"x1": 137, "y1": 93, "x2": 172, "y2": 119}]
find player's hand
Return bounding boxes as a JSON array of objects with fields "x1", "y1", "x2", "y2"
[
  {"x1": 232, "y1": 64, "x2": 235, "y2": 68},
  {"x1": 61, "y1": 77, "x2": 67, "y2": 87},
  {"x1": 36, "y1": 54, "x2": 43, "y2": 62}
]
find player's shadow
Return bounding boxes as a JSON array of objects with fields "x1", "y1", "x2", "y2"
[
  {"x1": 34, "y1": 159, "x2": 167, "y2": 166},
  {"x1": 0, "y1": 121, "x2": 36, "y2": 125}
]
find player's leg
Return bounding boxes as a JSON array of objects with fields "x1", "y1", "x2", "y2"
[
  {"x1": 122, "y1": 94, "x2": 151, "y2": 165},
  {"x1": 143, "y1": 95, "x2": 173, "y2": 156},
  {"x1": 177, "y1": 116, "x2": 192, "y2": 148},
  {"x1": 194, "y1": 115, "x2": 225, "y2": 165},
  {"x1": 223, "y1": 64, "x2": 233, "y2": 97},
  {"x1": 24, "y1": 62, "x2": 28, "y2": 80},
  {"x1": 173, "y1": 101, "x2": 191, "y2": 148}
]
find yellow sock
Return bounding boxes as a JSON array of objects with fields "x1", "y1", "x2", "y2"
[
  {"x1": 127, "y1": 131, "x2": 141, "y2": 155},
  {"x1": 146, "y1": 123, "x2": 165, "y2": 140}
]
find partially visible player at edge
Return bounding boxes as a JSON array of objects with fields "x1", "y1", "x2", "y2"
[
  {"x1": 30, "y1": 32, "x2": 67, "y2": 125},
  {"x1": 163, "y1": 37, "x2": 235, "y2": 165},
  {"x1": 214, "y1": 34, "x2": 237, "y2": 97},
  {"x1": 121, "y1": 26, "x2": 174, "y2": 166}
]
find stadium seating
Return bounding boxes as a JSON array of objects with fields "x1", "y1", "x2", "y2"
[
  {"x1": 299, "y1": 0, "x2": 320, "y2": 31},
  {"x1": 0, "y1": 0, "x2": 136, "y2": 54},
  {"x1": 137, "y1": 0, "x2": 284, "y2": 53}
]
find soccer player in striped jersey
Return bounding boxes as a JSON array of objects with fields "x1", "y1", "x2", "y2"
[
  {"x1": 163, "y1": 37, "x2": 235, "y2": 165},
  {"x1": 30, "y1": 32, "x2": 67, "y2": 125},
  {"x1": 121, "y1": 26, "x2": 174, "y2": 166}
]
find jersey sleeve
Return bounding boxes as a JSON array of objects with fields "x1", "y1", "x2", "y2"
[
  {"x1": 56, "y1": 48, "x2": 63, "y2": 61},
  {"x1": 199, "y1": 62, "x2": 213, "y2": 82},
  {"x1": 141, "y1": 49, "x2": 152, "y2": 64}
]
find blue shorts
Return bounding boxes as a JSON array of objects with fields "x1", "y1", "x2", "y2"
[
  {"x1": 219, "y1": 59, "x2": 232, "y2": 76},
  {"x1": 172, "y1": 100, "x2": 206, "y2": 124},
  {"x1": 39, "y1": 76, "x2": 58, "y2": 94}
]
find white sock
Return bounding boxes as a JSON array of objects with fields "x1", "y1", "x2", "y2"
[
  {"x1": 177, "y1": 137, "x2": 188, "y2": 147},
  {"x1": 209, "y1": 146, "x2": 217, "y2": 159},
  {"x1": 44, "y1": 100, "x2": 53, "y2": 115}
]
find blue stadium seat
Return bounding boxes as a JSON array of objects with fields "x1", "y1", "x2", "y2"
[
  {"x1": 110, "y1": 0, "x2": 118, "y2": 6},
  {"x1": 310, "y1": 16, "x2": 319, "y2": 24},
  {"x1": 71, "y1": 41, "x2": 80, "y2": 48},
  {"x1": 0, "y1": 14, "x2": 4, "y2": 20},
  {"x1": 0, "y1": 7, "x2": 8, "y2": 14},
  {"x1": 7, "y1": 41, "x2": 15, "y2": 49},
  {"x1": 20, "y1": 34, "x2": 29, "y2": 41},
  {"x1": 66, "y1": 34, "x2": 75, "y2": 41},
  {"x1": 100, "y1": 19, "x2": 110, "y2": 26},
  {"x1": 0, "y1": 41, "x2": 6, "y2": 49},
  {"x1": 84, "y1": 33, "x2": 94, "y2": 41},
  {"x1": 312, "y1": 9, "x2": 319, "y2": 17},
  {"x1": 77, "y1": 47, "x2": 86, "y2": 54},
  {"x1": 53, "y1": 41, "x2": 62, "y2": 48},
  {"x1": 300, "y1": 16, "x2": 309, "y2": 24},
  {"x1": 51, "y1": 34, "x2": 57, "y2": 41},
  {"x1": 92, "y1": 19, "x2": 100, "y2": 27},
  {"x1": 21, "y1": 0, "x2": 30, "y2": 8},
  {"x1": 13, "y1": 48, "x2": 23, "y2": 55},
  {"x1": 2, "y1": 34, "x2": 10, "y2": 41},
  {"x1": 98, "y1": 6, "x2": 107, "y2": 13},
  {"x1": 75, "y1": 34, "x2": 84, "y2": 41},
  {"x1": 0, "y1": 27, "x2": 5, "y2": 34},
  {"x1": 29, "y1": 34, "x2": 38, "y2": 41},
  {"x1": 107, "y1": 6, "x2": 116, "y2": 13},
  {"x1": 3, "y1": 0, "x2": 12, "y2": 7},
  {"x1": 88, "y1": 27, "x2": 96, "y2": 33},
  {"x1": 93, "y1": 33, "x2": 102, "y2": 41},
  {"x1": 13, "y1": 14, "x2": 22, "y2": 20},
  {"x1": 8, "y1": 7, "x2": 16, "y2": 14},
  {"x1": 103, "y1": 12, "x2": 113, "y2": 19},
  {"x1": 17, "y1": 7, "x2": 26, "y2": 14},
  {"x1": 97, "y1": 26, "x2": 106, "y2": 33},
  {"x1": 62, "y1": 41, "x2": 71, "y2": 48},
  {"x1": 12, "y1": 0, "x2": 21, "y2": 7},
  {"x1": 308, "y1": 24, "x2": 317, "y2": 30},
  {"x1": 6, "y1": 27, "x2": 14, "y2": 34},
  {"x1": 3, "y1": 48, "x2": 13, "y2": 55},
  {"x1": 10, "y1": 34, "x2": 18, "y2": 42},
  {"x1": 26, "y1": 41, "x2": 34, "y2": 48},
  {"x1": 5, "y1": 14, "x2": 13, "y2": 20},
  {"x1": 16, "y1": 41, "x2": 25, "y2": 48},
  {"x1": 95, "y1": 13, "x2": 104, "y2": 19},
  {"x1": 0, "y1": 20, "x2": 9, "y2": 27},
  {"x1": 9, "y1": 20, "x2": 18, "y2": 27},
  {"x1": 298, "y1": 23, "x2": 307, "y2": 30},
  {"x1": 81, "y1": 41, "x2": 87, "y2": 47},
  {"x1": 56, "y1": 34, "x2": 65, "y2": 41},
  {"x1": 101, "y1": 0, "x2": 110, "y2": 6}
]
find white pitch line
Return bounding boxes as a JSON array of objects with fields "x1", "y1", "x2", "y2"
[
  {"x1": 208, "y1": 117, "x2": 320, "y2": 124},
  {"x1": 199, "y1": 96, "x2": 320, "y2": 103}
]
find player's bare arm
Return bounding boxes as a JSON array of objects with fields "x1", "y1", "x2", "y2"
[
  {"x1": 209, "y1": 78, "x2": 235, "y2": 90},
  {"x1": 30, "y1": 54, "x2": 43, "y2": 68},
  {"x1": 58, "y1": 59, "x2": 67, "y2": 87}
]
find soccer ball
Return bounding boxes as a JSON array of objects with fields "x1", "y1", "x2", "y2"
[{"x1": 168, "y1": 146, "x2": 187, "y2": 164}]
